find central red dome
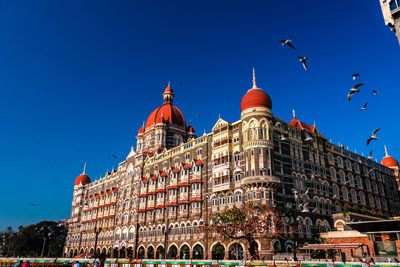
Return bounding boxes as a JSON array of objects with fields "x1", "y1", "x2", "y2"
[
  {"x1": 240, "y1": 88, "x2": 272, "y2": 112},
  {"x1": 145, "y1": 103, "x2": 186, "y2": 128},
  {"x1": 75, "y1": 173, "x2": 91, "y2": 186},
  {"x1": 381, "y1": 156, "x2": 399, "y2": 167}
]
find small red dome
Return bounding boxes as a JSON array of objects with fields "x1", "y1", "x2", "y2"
[
  {"x1": 75, "y1": 174, "x2": 91, "y2": 186},
  {"x1": 164, "y1": 84, "x2": 173, "y2": 94},
  {"x1": 138, "y1": 126, "x2": 145, "y2": 134},
  {"x1": 187, "y1": 125, "x2": 195, "y2": 133},
  {"x1": 381, "y1": 156, "x2": 399, "y2": 167},
  {"x1": 240, "y1": 88, "x2": 272, "y2": 112},
  {"x1": 145, "y1": 103, "x2": 185, "y2": 128}
]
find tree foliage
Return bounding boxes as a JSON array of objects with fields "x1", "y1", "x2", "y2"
[
  {"x1": 0, "y1": 221, "x2": 67, "y2": 257},
  {"x1": 205, "y1": 203, "x2": 297, "y2": 260}
]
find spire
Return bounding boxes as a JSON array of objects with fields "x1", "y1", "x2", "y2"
[
  {"x1": 252, "y1": 68, "x2": 258, "y2": 89},
  {"x1": 82, "y1": 161, "x2": 87, "y2": 175},
  {"x1": 385, "y1": 145, "x2": 389, "y2": 157},
  {"x1": 163, "y1": 82, "x2": 174, "y2": 104},
  {"x1": 292, "y1": 109, "x2": 296, "y2": 118}
]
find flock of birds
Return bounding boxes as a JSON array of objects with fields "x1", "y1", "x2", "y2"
[{"x1": 280, "y1": 39, "x2": 387, "y2": 213}]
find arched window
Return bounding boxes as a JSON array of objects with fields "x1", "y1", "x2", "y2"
[{"x1": 235, "y1": 192, "x2": 242, "y2": 202}]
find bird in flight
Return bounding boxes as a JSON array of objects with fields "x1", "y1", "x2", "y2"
[
  {"x1": 195, "y1": 113, "x2": 200, "y2": 116},
  {"x1": 109, "y1": 154, "x2": 118, "y2": 159},
  {"x1": 368, "y1": 150, "x2": 373, "y2": 160},
  {"x1": 281, "y1": 134, "x2": 287, "y2": 141},
  {"x1": 372, "y1": 89, "x2": 380, "y2": 95},
  {"x1": 367, "y1": 128, "x2": 380, "y2": 146},
  {"x1": 280, "y1": 40, "x2": 296, "y2": 50},
  {"x1": 360, "y1": 102, "x2": 368, "y2": 111},
  {"x1": 352, "y1": 73, "x2": 360, "y2": 80},
  {"x1": 29, "y1": 202, "x2": 37, "y2": 207},
  {"x1": 304, "y1": 132, "x2": 313, "y2": 142},
  {"x1": 347, "y1": 83, "x2": 364, "y2": 102},
  {"x1": 297, "y1": 56, "x2": 308, "y2": 70}
]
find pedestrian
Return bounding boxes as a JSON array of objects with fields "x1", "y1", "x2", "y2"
[
  {"x1": 73, "y1": 261, "x2": 81, "y2": 267},
  {"x1": 22, "y1": 261, "x2": 30, "y2": 267},
  {"x1": 93, "y1": 261, "x2": 99, "y2": 267},
  {"x1": 13, "y1": 260, "x2": 23, "y2": 267}
]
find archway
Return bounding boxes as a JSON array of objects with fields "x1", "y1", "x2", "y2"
[
  {"x1": 137, "y1": 246, "x2": 145, "y2": 259},
  {"x1": 192, "y1": 244, "x2": 204, "y2": 259},
  {"x1": 96, "y1": 248, "x2": 101, "y2": 257},
  {"x1": 228, "y1": 243, "x2": 243, "y2": 260},
  {"x1": 156, "y1": 246, "x2": 165, "y2": 259},
  {"x1": 168, "y1": 245, "x2": 178, "y2": 259},
  {"x1": 127, "y1": 247, "x2": 133, "y2": 258},
  {"x1": 101, "y1": 247, "x2": 106, "y2": 255},
  {"x1": 212, "y1": 243, "x2": 225, "y2": 260},
  {"x1": 107, "y1": 247, "x2": 112, "y2": 257},
  {"x1": 80, "y1": 248, "x2": 84, "y2": 254},
  {"x1": 180, "y1": 245, "x2": 190, "y2": 259},
  {"x1": 69, "y1": 249, "x2": 73, "y2": 258},
  {"x1": 89, "y1": 248, "x2": 94, "y2": 255},
  {"x1": 74, "y1": 249, "x2": 78, "y2": 257},
  {"x1": 119, "y1": 247, "x2": 126, "y2": 258},
  {"x1": 147, "y1": 246, "x2": 155, "y2": 259},
  {"x1": 112, "y1": 247, "x2": 118, "y2": 258}
]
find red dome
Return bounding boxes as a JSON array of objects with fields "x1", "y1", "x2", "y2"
[
  {"x1": 187, "y1": 125, "x2": 195, "y2": 133},
  {"x1": 75, "y1": 174, "x2": 91, "y2": 186},
  {"x1": 138, "y1": 126, "x2": 145, "y2": 134},
  {"x1": 240, "y1": 88, "x2": 272, "y2": 112},
  {"x1": 145, "y1": 103, "x2": 185, "y2": 128},
  {"x1": 381, "y1": 156, "x2": 399, "y2": 167}
]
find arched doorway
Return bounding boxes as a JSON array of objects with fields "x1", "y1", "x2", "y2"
[
  {"x1": 96, "y1": 248, "x2": 101, "y2": 257},
  {"x1": 180, "y1": 245, "x2": 190, "y2": 259},
  {"x1": 101, "y1": 248, "x2": 106, "y2": 255},
  {"x1": 156, "y1": 246, "x2": 165, "y2": 259},
  {"x1": 212, "y1": 244, "x2": 225, "y2": 260},
  {"x1": 74, "y1": 249, "x2": 78, "y2": 257},
  {"x1": 80, "y1": 248, "x2": 84, "y2": 254},
  {"x1": 228, "y1": 243, "x2": 243, "y2": 260},
  {"x1": 127, "y1": 247, "x2": 133, "y2": 258},
  {"x1": 69, "y1": 249, "x2": 73, "y2": 258},
  {"x1": 112, "y1": 247, "x2": 118, "y2": 258},
  {"x1": 147, "y1": 246, "x2": 155, "y2": 259},
  {"x1": 192, "y1": 244, "x2": 204, "y2": 259},
  {"x1": 137, "y1": 246, "x2": 145, "y2": 259},
  {"x1": 119, "y1": 247, "x2": 126, "y2": 258},
  {"x1": 249, "y1": 241, "x2": 259, "y2": 260},
  {"x1": 107, "y1": 247, "x2": 112, "y2": 257},
  {"x1": 89, "y1": 248, "x2": 94, "y2": 255},
  {"x1": 168, "y1": 245, "x2": 178, "y2": 259}
]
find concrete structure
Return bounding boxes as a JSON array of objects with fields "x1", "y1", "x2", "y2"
[
  {"x1": 65, "y1": 70, "x2": 400, "y2": 260},
  {"x1": 379, "y1": 0, "x2": 400, "y2": 45}
]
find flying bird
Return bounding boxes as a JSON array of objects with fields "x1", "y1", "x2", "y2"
[
  {"x1": 372, "y1": 89, "x2": 380, "y2": 95},
  {"x1": 29, "y1": 202, "x2": 37, "y2": 207},
  {"x1": 360, "y1": 102, "x2": 368, "y2": 111},
  {"x1": 311, "y1": 208, "x2": 317, "y2": 213},
  {"x1": 352, "y1": 73, "x2": 360, "y2": 80},
  {"x1": 195, "y1": 113, "x2": 201, "y2": 116},
  {"x1": 280, "y1": 40, "x2": 296, "y2": 50},
  {"x1": 281, "y1": 134, "x2": 287, "y2": 141},
  {"x1": 109, "y1": 154, "x2": 118, "y2": 159},
  {"x1": 332, "y1": 195, "x2": 338, "y2": 199},
  {"x1": 347, "y1": 83, "x2": 364, "y2": 102},
  {"x1": 304, "y1": 132, "x2": 313, "y2": 142},
  {"x1": 297, "y1": 56, "x2": 308, "y2": 70},
  {"x1": 180, "y1": 81, "x2": 183, "y2": 86},
  {"x1": 366, "y1": 128, "x2": 380, "y2": 146},
  {"x1": 368, "y1": 150, "x2": 373, "y2": 160}
]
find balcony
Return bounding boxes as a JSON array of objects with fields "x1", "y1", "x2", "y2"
[
  {"x1": 212, "y1": 182, "x2": 233, "y2": 193},
  {"x1": 240, "y1": 175, "x2": 281, "y2": 188}
]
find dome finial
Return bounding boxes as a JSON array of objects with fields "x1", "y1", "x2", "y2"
[
  {"x1": 252, "y1": 68, "x2": 258, "y2": 89},
  {"x1": 293, "y1": 109, "x2": 296, "y2": 118},
  {"x1": 168, "y1": 81, "x2": 171, "y2": 87},
  {"x1": 82, "y1": 161, "x2": 87, "y2": 175},
  {"x1": 385, "y1": 145, "x2": 389, "y2": 157}
]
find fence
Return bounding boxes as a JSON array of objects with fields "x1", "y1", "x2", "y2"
[{"x1": 1, "y1": 258, "x2": 400, "y2": 267}]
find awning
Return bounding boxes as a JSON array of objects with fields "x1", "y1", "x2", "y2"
[
  {"x1": 300, "y1": 243, "x2": 363, "y2": 250},
  {"x1": 347, "y1": 219, "x2": 400, "y2": 233}
]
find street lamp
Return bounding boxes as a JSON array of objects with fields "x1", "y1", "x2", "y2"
[{"x1": 93, "y1": 225, "x2": 102, "y2": 259}]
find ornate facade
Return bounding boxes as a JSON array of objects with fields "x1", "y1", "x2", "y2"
[{"x1": 65, "y1": 71, "x2": 400, "y2": 260}]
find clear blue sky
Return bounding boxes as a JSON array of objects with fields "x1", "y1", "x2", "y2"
[{"x1": 0, "y1": 0, "x2": 399, "y2": 231}]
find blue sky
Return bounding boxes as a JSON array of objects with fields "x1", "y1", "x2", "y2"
[{"x1": 0, "y1": 0, "x2": 399, "y2": 231}]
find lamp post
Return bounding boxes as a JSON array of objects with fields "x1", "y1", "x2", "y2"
[{"x1": 93, "y1": 225, "x2": 102, "y2": 259}]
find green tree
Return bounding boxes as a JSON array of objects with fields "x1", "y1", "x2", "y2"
[{"x1": 0, "y1": 221, "x2": 67, "y2": 257}]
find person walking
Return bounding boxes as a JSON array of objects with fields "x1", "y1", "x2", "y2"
[
  {"x1": 73, "y1": 261, "x2": 81, "y2": 267},
  {"x1": 13, "y1": 260, "x2": 23, "y2": 267},
  {"x1": 22, "y1": 261, "x2": 30, "y2": 267}
]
